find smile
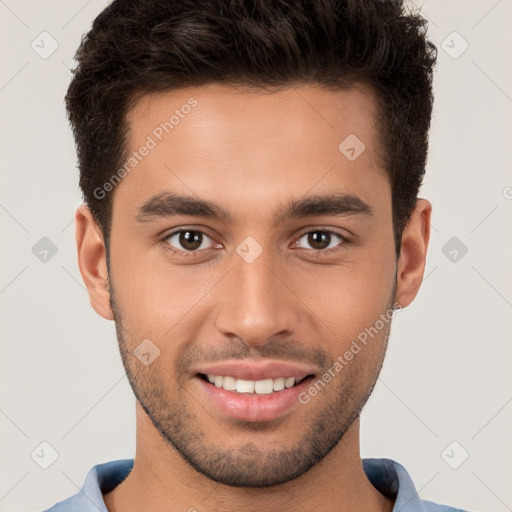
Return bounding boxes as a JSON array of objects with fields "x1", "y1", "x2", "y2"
[
  {"x1": 200, "y1": 374, "x2": 310, "y2": 395},
  {"x1": 195, "y1": 373, "x2": 316, "y2": 422}
]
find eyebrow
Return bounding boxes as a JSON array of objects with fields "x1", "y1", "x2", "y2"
[{"x1": 135, "y1": 191, "x2": 374, "y2": 224}]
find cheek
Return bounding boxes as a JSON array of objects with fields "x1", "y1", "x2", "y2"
[
  {"x1": 110, "y1": 246, "x2": 220, "y2": 340},
  {"x1": 291, "y1": 254, "x2": 395, "y2": 338}
]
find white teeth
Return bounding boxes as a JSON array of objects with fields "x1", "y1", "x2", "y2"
[
  {"x1": 273, "y1": 377, "x2": 285, "y2": 391},
  {"x1": 284, "y1": 377, "x2": 296, "y2": 389},
  {"x1": 222, "y1": 375, "x2": 236, "y2": 391},
  {"x1": 254, "y1": 379, "x2": 273, "y2": 395},
  {"x1": 205, "y1": 374, "x2": 301, "y2": 394},
  {"x1": 236, "y1": 379, "x2": 255, "y2": 393}
]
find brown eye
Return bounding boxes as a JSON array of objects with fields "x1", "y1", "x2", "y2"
[
  {"x1": 296, "y1": 230, "x2": 345, "y2": 252},
  {"x1": 165, "y1": 230, "x2": 214, "y2": 252}
]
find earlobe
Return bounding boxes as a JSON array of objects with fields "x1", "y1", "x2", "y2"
[
  {"x1": 75, "y1": 204, "x2": 114, "y2": 320},
  {"x1": 394, "y1": 199, "x2": 432, "y2": 308}
]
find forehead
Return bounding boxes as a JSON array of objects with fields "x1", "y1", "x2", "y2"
[
  {"x1": 115, "y1": 83, "x2": 388, "y2": 220},
  {"x1": 126, "y1": 82, "x2": 381, "y2": 152}
]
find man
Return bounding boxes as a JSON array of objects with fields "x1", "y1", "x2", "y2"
[{"x1": 44, "y1": 0, "x2": 470, "y2": 511}]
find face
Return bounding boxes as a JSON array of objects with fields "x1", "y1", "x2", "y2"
[{"x1": 81, "y1": 83, "x2": 421, "y2": 488}]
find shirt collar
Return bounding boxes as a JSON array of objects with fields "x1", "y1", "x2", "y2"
[
  {"x1": 46, "y1": 457, "x2": 430, "y2": 511},
  {"x1": 363, "y1": 458, "x2": 430, "y2": 511}
]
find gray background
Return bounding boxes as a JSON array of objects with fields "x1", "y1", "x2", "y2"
[{"x1": 1, "y1": 1, "x2": 511, "y2": 511}]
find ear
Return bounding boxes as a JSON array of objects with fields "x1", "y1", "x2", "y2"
[
  {"x1": 394, "y1": 198, "x2": 432, "y2": 308},
  {"x1": 75, "y1": 204, "x2": 114, "y2": 320}
]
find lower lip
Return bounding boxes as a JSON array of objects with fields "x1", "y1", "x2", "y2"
[{"x1": 195, "y1": 375, "x2": 314, "y2": 422}]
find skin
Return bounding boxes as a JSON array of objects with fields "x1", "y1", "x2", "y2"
[{"x1": 76, "y1": 83, "x2": 431, "y2": 512}]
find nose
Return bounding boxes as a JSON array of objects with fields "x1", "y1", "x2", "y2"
[{"x1": 214, "y1": 248, "x2": 298, "y2": 348}]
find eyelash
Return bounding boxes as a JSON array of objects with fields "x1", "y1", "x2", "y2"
[{"x1": 160, "y1": 228, "x2": 350, "y2": 259}]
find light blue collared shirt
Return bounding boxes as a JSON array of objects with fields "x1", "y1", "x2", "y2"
[{"x1": 42, "y1": 458, "x2": 470, "y2": 511}]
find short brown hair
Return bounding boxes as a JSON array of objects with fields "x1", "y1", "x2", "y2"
[{"x1": 66, "y1": 0, "x2": 437, "y2": 256}]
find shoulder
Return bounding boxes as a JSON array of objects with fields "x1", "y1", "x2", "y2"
[
  {"x1": 41, "y1": 459, "x2": 134, "y2": 512},
  {"x1": 362, "y1": 458, "x2": 472, "y2": 512},
  {"x1": 420, "y1": 500, "x2": 472, "y2": 512}
]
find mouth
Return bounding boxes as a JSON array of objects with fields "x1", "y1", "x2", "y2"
[
  {"x1": 194, "y1": 372, "x2": 316, "y2": 422},
  {"x1": 197, "y1": 373, "x2": 314, "y2": 395}
]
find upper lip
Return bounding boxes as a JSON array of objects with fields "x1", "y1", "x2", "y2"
[{"x1": 193, "y1": 360, "x2": 318, "y2": 381}]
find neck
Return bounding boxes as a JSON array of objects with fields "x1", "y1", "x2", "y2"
[{"x1": 103, "y1": 403, "x2": 394, "y2": 512}]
